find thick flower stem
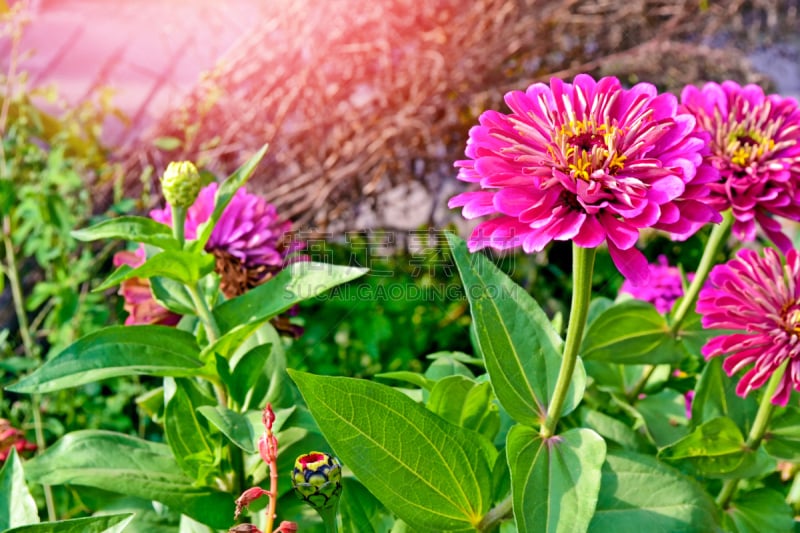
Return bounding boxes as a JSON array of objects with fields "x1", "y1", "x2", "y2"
[
  {"x1": 716, "y1": 360, "x2": 788, "y2": 509},
  {"x1": 670, "y1": 210, "x2": 733, "y2": 335},
  {"x1": 541, "y1": 245, "x2": 596, "y2": 439},
  {"x1": 171, "y1": 205, "x2": 187, "y2": 248},
  {"x1": 2, "y1": 216, "x2": 57, "y2": 521}
]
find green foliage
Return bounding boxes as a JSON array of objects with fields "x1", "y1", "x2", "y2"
[
  {"x1": 0, "y1": 449, "x2": 39, "y2": 530},
  {"x1": 506, "y1": 427, "x2": 606, "y2": 533},
  {"x1": 290, "y1": 370, "x2": 496, "y2": 531}
]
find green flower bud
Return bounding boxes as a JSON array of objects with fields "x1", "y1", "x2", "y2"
[
  {"x1": 291, "y1": 451, "x2": 342, "y2": 512},
  {"x1": 161, "y1": 161, "x2": 201, "y2": 208}
]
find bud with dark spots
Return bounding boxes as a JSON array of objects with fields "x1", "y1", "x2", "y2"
[{"x1": 291, "y1": 451, "x2": 343, "y2": 512}]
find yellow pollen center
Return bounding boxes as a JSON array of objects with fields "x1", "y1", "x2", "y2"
[
  {"x1": 558, "y1": 119, "x2": 626, "y2": 180},
  {"x1": 727, "y1": 128, "x2": 775, "y2": 167}
]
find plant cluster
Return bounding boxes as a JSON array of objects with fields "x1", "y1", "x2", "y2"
[{"x1": 2, "y1": 72, "x2": 800, "y2": 533}]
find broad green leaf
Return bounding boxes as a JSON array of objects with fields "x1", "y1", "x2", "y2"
[
  {"x1": 8, "y1": 326, "x2": 204, "y2": 393},
  {"x1": 227, "y1": 342, "x2": 272, "y2": 408},
  {"x1": 446, "y1": 232, "x2": 583, "y2": 427},
  {"x1": 24, "y1": 431, "x2": 235, "y2": 529},
  {"x1": 578, "y1": 407, "x2": 647, "y2": 452},
  {"x1": 95, "y1": 250, "x2": 215, "y2": 291},
  {"x1": 424, "y1": 357, "x2": 475, "y2": 381},
  {"x1": 192, "y1": 144, "x2": 269, "y2": 251},
  {"x1": 588, "y1": 450, "x2": 719, "y2": 532},
  {"x1": 763, "y1": 406, "x2": 800, "y2": 461},
  {"x1": 0, "y1": 448, "x2": 39, "y2": 530},
  {"x1": 289, "y1": 370, "x2": 496, "y2": 530},
  {"x1": 507, "y1": 426, "x2": 606, "y2": 533},
  {"x1": 198, "y1": 405, "x2": 256, "y2": 454},
  {"x1": 71, "y1": 216, "x2": 178, "y2": 250},
  {"x1": 213, "y1": 261, "x2": 367, "y2": 334},
  {"x1": 376, "y1": 371, "x2": 434, "y2": 390},
  {"x1": 427, "y1": 375, "x2": 500, "y2": 441},
  {"x1": 581, "y1": 300, "x2": 686, "y2": 364},
  {"x1": 724, "y1": 488, "x2": 794, "y2": 533},
  {"x1": 340, "y1": 478, "x2": 392, "y2": 533},
  {"x1": 3, "y1": 513, "x2": 134, "y2": 533},
  {"x1": 164, "y1": 379, "x2": 218, "y2": 480},
  {"x1": 426, "y1": 351, "x2": 485, "y2": 368},
  {"x1": 659, "y1": 417, "x2": 746, "y2": 475},
  {"x1": 691, "y1": 357, "x2": 758, "y2": 434},
  {"x1": 636, "y1": 389, "x2": 689, "y2": 447}
]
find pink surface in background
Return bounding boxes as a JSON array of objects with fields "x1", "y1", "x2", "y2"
[{"x1": 3, "y1": 0, "x2": 264, "y2": 145}]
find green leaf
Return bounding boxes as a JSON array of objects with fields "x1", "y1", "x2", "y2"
[
  {"x1": 691, "y1": 357, "x2": 758, "y2": 434},
  {"x1": 3, "y1": 513, "x2": 134, "y2": 533},
  {"x1": 0, "y1": 448, "x2": 39, "y2": 530},
  {"x1": 375, "y1": 371, "x2": 434, "y2": 391},
  {"x1": 578, "y1": 407, "x2": 647, "y2": 452},
  {"x1": 153, "y1": 136, "x2": 182, "y2": 151},
  {"x1": 164, "y1": 379, "x2": 218, "y2": 480},
  {"x1": 763, "y1": 406, "x2": 800, "y2": 461},
  {"x1": 724, "y1": 488, "x2": 794, "y2": 533},
  {"x1": 213, "y1": 261, "x2": 367, "y2": 333},
  {"x1": 71, "y1": 216, "x2": 178, "y2": 250},
  {"x1": 427, "y1": 375, "x2": 500, "y2": 441},
  {"x1": 588, "y1": 450, "x2": 719, "y2": 532},
  {"x1": 659, "y1": 417, "x2": 746, "y2": 475},
  {"x1": 197, "y1": 405, "x2": 257, "y2": 454},
  {"x1": 581, "y1": 300, "x2": 686, "y2": 364},
  {"x1": 340, "y1": 478, "x2": 391, "y2": 533},
  {"x1": 151, "y1": 276, "x2": 196, "y2": 315},
  {"x1": 446, "y1": 232, "x2": 584, "y2": 427},
  {"x1": 7, "y1": 326, "x2": 204, "y2": 393},
  {"x1": 635, "y1": 389, "x2": 689, "y2": 447},
  {"x1": 192, "y1": 144, "x2": 269, "y2": 251},
  {"x1": 95, "y1": 250, "x2": 215, "y2": 292},
  {"x1": 23, "y1": 431, "x2": 235, "y2": 528},
  {"x1": 289, "y1": 370, "x2": 496, "y2": 530},
  {"x1": 507, "y1": 426, "x2": 606, "y2": 533}
]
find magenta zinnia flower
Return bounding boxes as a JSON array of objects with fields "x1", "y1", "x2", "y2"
[
  {"x1": 697, "y1": 248, "x2": 800, "y2": 406},
  {"x1": 681, "y1": 81, "x2": 800, "y2": 251},
  {"x1": 619, "y1": 255, "x2": 694, "y2": 313},
  {"x1": 151, "y1": 182, "x2": 303, "y2": 298},
  {"x1": 448, "y1": 75, "x2": 721, "y2": 284}
]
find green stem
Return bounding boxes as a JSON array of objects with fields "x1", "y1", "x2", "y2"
[
  {"x1": 670, "y1": 210, "x2": 733, "y2": 335},
  {"x1": 171, "y1": 205, "x2": 187, "y2": 248},
  {"x1": 477, "y1": 494, "x2": 513, "y2": 532},
  {"x1": 317, "y1": 504, "x2": 340, "y2": 533},
  {"x1": 186, "y1": 283, "x2": 221, "y2": 343},
  {"x1": 2, "y1": 216, "x2": 57, "y2": 521},
  {"x1": 716, "y1": 360, "x2": 788, "y2": 508},
  {"x1": 627, "y1": 364, "x2": 657, "y2": 404},
  {"x1": 541, "y1": 244, "x2": 596, "y2": 439}
]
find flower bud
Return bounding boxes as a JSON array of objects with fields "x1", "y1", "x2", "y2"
[
  {"x1": 291, "y1": 452, "x2": 342, "y2": 511},
  {"x1": 161, "y1": 161, "x2": 201, "y2": 208}
]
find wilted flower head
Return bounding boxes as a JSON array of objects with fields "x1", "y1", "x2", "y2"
[
  {"x1": 619, "y1": 255, "x2": 694, "y2": 313},
  {"x1": 151, "y1": 182, "x2": 302, "y2": 298},
  {"x1": 681, "y1": 81, "x2": 800, "y2": 251},
  {"x1": 0, "y1": 419, "x2": 36, "y2": 461},
  {"x1": 113, "y1": 247, "x2": 180, "y2": 326},
  {"x1": 697, "y1": 248, "x2": 800, "y2": 406},
  {"x1": 449, "y1": 74, "x2": 721, "y2": 284}
]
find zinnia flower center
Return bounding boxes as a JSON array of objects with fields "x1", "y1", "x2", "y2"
[
  {"x1": 727, "y1": 127, "x2": 777, "y2": 168},
  {"x1": 782, "y1": 302, "x2": 800, "y2": 336},
  {"x1": 553, "y1": 119, "x2": 627, "y2": 181}
]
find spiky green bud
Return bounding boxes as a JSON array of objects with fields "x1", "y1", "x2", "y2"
[
  {"x1": 161, "y1": 161, "x2": 201, "y2": 208},
  {"x1": 291, "y1": 451, "x2": 342, "y2": 512}
]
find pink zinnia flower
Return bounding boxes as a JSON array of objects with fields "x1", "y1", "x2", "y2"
[
  {"x1": 619, "y1": 255, "x2": 694, "y2": 313},
  {"x1": 681, "y1": 81, "x2": 800, "y2": 251},
  {"x1": 113, "y1": 183, "x2": 302, "y2": 325},
  {"x1": 449, "y1": 75, "x2": 721, "y2": 284},
  {"x1": 697, "y1": 248, "x2": 800, "y2": 406}
]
